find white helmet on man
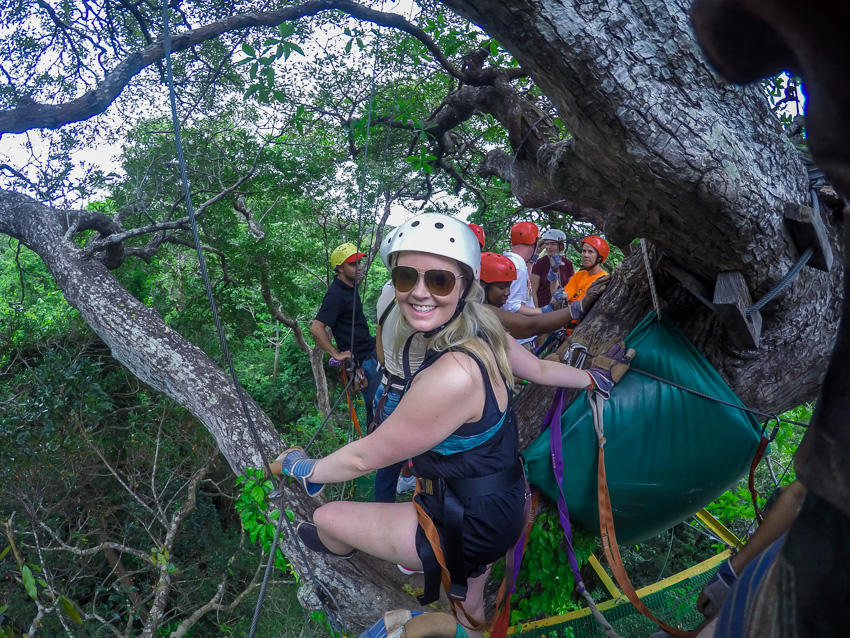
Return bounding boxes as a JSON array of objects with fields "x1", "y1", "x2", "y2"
[
  {"x1": 385, "y1": 213, "x2": 481, "y2": 279},
  {"x1": 540, "y1": 228, "x2": 567, "y2": 243},
  {"x1": 379, "y1": 227, "x2": 397, "y2": 269}
]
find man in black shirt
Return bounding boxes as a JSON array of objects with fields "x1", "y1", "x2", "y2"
[{"x1": 310, "y1": 242, "x2": 380, "y2": 424}]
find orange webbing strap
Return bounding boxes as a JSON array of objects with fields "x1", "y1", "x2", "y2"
[
  {"x1": 340, "y1": 365, "x2": 363, "y2": 438},
  {"x1": 597, "y1": 444, "x2": 694, "y2": 638},
  {"x1": 490, "y1": 489, "x2": 539, "y2": 638}
]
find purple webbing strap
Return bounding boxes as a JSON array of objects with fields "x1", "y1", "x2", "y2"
[
  {"x1": 510, "y1": 481, "x2": 533, "y2": 587},
  {"x1": 542, "y1": 388, "x2": 586, "y2": 593}
]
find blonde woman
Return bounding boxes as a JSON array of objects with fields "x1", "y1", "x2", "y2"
[{"x1": 272, "y1": 213, "x2": 632, "y2": 633}]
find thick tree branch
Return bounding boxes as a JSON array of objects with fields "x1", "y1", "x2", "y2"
[{"x1": 0, "y1": 0, "x2": 506, "y2": 135}]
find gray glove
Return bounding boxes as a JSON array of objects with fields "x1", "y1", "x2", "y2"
[{"x1": 587, "y1": 340, "x2": 635, "y2": 400}]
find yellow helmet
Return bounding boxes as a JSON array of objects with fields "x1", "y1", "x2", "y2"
[{"x1": 330, "y1": 243, "x2": 365, "y2": 270}]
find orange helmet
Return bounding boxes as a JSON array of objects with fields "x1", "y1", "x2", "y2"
[
  {"x1": 510, "y1": 221, "x2": 539, "y2": 245},
  {"x1": 480, "y1": 252, "x2": 518, "y2": 283},
  {"x1": 468, "y1": 223, "x2": 486, "y2": 248},
  {"x1": 582, "y1": 235, "x2": 610, "y2": 263}
]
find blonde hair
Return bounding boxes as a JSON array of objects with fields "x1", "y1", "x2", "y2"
[{"x1": 395, "y1": 263, "x2": 512, "y2": 386}]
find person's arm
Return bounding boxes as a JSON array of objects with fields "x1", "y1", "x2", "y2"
[
  {"x1": 515, "y1": 304, "x2": 543, "y2": 316},
  {"x1": 310, "y1": 319, "x2": 350, "y2": 361},
  {"x1": 489, "y1": 306, "x2": 573, "y2": 340},
  {"x1": 507, "y1": 336, "x2": 592, "y2": 388},
  {"x1": 376, "y1": 324, "x2": 385, "y2": 367},
  {"x1": 290, "y1": 352, "x2": 483, "y2": 482}
]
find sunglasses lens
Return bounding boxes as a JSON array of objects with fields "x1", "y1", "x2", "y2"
[
  {"x1": 424, "y1": 269, "x2": 457, "y2": 296},
  {"x1": 391, "y1": 266, "x2": 419, "y2": 292}
]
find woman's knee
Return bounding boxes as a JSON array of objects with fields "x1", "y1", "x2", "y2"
[{"x1": 313, "y1": 501, "x2": 346, "y2": 531}]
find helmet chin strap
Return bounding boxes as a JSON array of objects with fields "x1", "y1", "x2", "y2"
[{"x1": 423, "y1": 278, "x2": 473, "y2": 339}]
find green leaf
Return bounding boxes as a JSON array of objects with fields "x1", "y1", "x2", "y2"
[
  {"x1": 345, "y1": 39, "x2": 352, "y2": 54},
  {"x1": 241, "y1": 43, "x2": 256, "y2": 58},
  {"x1": 285, "y1": 508, "x2": 295, "y2": 521},
  {"x1": 59, "y1": 596, "x2": 82, "y2": 624},
  {"x1": 288, "y1": 42, "x2": 304, "y2": 57},
  {"x1": 278, "y1": 22, "x2": 296, "y2": 39},
  {"x1": 22, "y1": 565, "x2": 37, "y2": 600},
  {"x1": 37, "y1": 578, "x2": 48, "y2": 587},
  {"x1": 0, "y1": 545, "x2": 10, "y2": 561},
  {"x1": 244, "y1": 85, "x2": 261, "y2": 101}
]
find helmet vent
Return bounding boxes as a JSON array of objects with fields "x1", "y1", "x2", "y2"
[
  {"x1": 449, "y1": 237, "x2": 455, "y2": 242},
  {"x1": 411, "y1": 221, "x2": 420, "y2": 227},
  {"x1": 434, "y1": 222, "x2": 444, "y2": 229}
]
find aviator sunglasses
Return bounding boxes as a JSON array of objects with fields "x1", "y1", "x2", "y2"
[{"x1": 391, "y1": 265, "x2": 463, "y2": 297}]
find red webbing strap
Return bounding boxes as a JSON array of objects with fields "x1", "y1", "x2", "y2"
[
  {"x1": 597, "y1": 445, "x2": 694, "y2": 638},
  {"x1": 747, "y1": 436, "x2": 769, "y2": 525},
  {"x1": 340, "y1": 366, "x2": 363, "y2": 438}
]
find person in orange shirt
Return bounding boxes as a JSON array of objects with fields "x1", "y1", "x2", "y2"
[{"x1": 564, "y1": 235, "x2": 609, "y2": 304}]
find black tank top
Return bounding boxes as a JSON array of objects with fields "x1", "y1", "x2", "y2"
[{"x1": 411, "y1": 348, "x2": 519, "y2": 482}]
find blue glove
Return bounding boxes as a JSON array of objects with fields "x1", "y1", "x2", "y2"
[
  {"x1": 547, "y1": 269, "x2": 558, "y2": 282},
  {"x1": 569, "y1": 275, "x2": 610, "y2": 322},
  {"x1": 540, "y1": 303, "x2": 555, "y2": 313},
  {"x1": 550, "y1": 254, "x2": 562, "y2": 268},
  {"x1": 276, "y1": 447, "x2": 323, "y2": 497},
  {"x1": 586, "y1": 341, "x2": 635, "y2": 400},
  {"x1": 553, "y1": 288, "x2": 565, "y2": 303},
  {"x1": 529, "y1": 253, "x2": 539, "y2": 264},
  {"x1": 698, "y1": 559, "x2": 737, "y2": 618}
]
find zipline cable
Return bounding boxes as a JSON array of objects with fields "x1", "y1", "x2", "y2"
[
  {"x1": 630, "y1": 367, "x2": 810, "y2": 428},
  {"x1": 160, "y1": 10, "x2": 343, "y2": 637}
]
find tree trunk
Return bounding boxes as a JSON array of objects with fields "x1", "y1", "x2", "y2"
[
  {"x1": 0, "y1": 190, "x2": 413, "y2": 630},
  {"x1": 441, "y1": 0, "x2": 842, "y2": 431}
]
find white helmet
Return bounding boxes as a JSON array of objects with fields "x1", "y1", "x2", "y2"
[
  {"x1": 379, "y1": 226, "x2": 397, "y2": 269},
  {"x1": 385, "y1": 213, "x2": 481, "y2": 279},
  {"x1": 540, "y1": 228, "x2": 567, "y2": 243}
]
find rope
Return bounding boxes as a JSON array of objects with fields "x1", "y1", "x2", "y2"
[
  {"x1": 745, "y1": 185, "x2": 820, "y2": 316},
  {"x1": 160, "y1": 11, "x2": 343, "y2": 637},
  {"x1": 745, "y1": 247, "x2": 813, "y2": 315},
  {"x1": 629, "y1": 367, "x2": 809, "y2": 428},
  {"x1": 640, "y1": 239, "x2": 661, "y2": 320}
]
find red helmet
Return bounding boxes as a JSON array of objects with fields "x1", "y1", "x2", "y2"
[
  {"x1": 582, "y1": 235, "x2": 610, "y2": 263},
  {"x1": 480, "y1": 252, "x2": 518, "y2": 283},
  {"x1": 468, "y1": 223, "x2": 486, "y2": 248},
  {"x1": 510, "y1": 221, "x2": 539, "y2": 246}
]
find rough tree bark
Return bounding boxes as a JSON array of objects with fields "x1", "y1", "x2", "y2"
[
  {"x1": 0, "y1": 190, "x2": 414, "y2": 630},
  {"x1": 439, "y1": 0, "x2": 842, "y2": 434},
  {"x1": 1, "y1": 0, "x2": 845, "y2": 631}
]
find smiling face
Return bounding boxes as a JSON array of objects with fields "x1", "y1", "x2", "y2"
[
  {"x1": 395, "y1": 251, "x2": 463, "y2": 333},
  {"x1": 542, "y1": 239, "x2": 560, "y2": 257}
]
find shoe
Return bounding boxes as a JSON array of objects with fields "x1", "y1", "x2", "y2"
[
  {"x1": 396, "y1": 475, "x2": 416, "y2": 494},
  {"x1": 398, "y1": 564, "x2": 423, "y2": 575},
  {"x1": 296, "y1": 522, "x2": 355, "y2": 559}
]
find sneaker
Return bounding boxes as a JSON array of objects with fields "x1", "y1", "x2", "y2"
[
  {"x1": 396, "y1": 475, "x2": 416, "y2": 494},
  {"x1": 397, "y1": 564, "x2": 423, "y2": 575},
  {"x1": 296, "y1": 522, "x2": 355, "y2": 559}
]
